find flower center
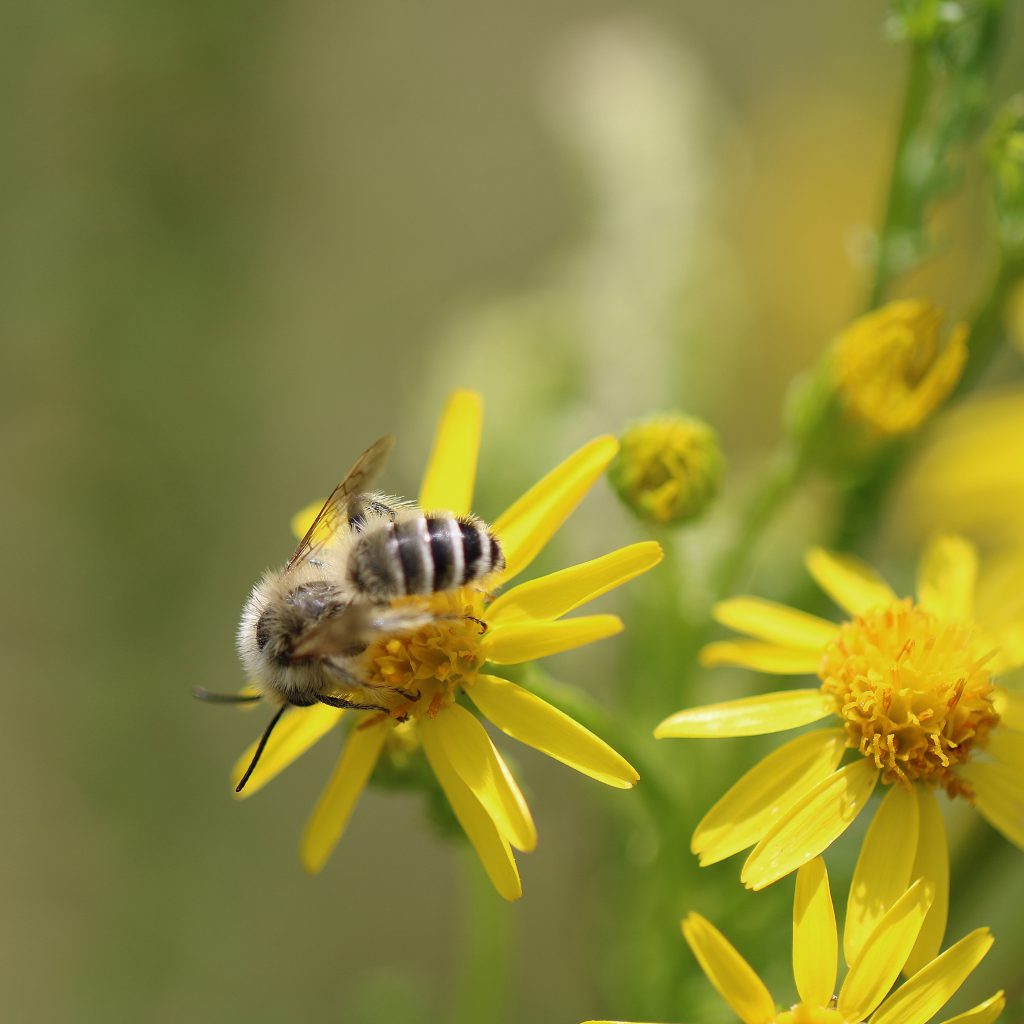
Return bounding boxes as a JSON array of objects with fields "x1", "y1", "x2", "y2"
[
  {"x1": 360, "y1": 591, "x2": 485, "y2": 718},
  {"x1": 774, "y1": 1005, "x2": 845, "y2": 1024},
  {"x1": 818, "y1": 598, "x2": 1000, "y2": 796}
]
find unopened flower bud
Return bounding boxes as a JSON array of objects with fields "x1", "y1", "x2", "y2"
[
  {"x1": 833, "y1": 300, "x2": 968, "y2": 437},
  {"x1": 609, "y1": 414, "x2": 723, "y2": 526}
]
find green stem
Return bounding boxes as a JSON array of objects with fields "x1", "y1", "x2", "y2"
[
  {"x1": 712, "y1": 449, "x2": 803, "y2": 599},
  {"x1": 453, "y1": 847, "x2": 514, "y2": 1024},
  {"x1": 868, "y1": 42, "x2": 933, "y2": 308}
]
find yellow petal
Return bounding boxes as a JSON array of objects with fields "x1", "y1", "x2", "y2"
[
  {"x1": 870, "y1": 928, "x2": 994, "y2": 1024},
  {"x1": 418, "y1": 389, "x2": 483, "y2": 514},
  {"x1": 484, "y1": 615, "x2": 623, "y2": 665},
  {"x1": 231, "y1": 704, "x2": 344, "y2": 798},
  {"x1": 987, "y1": 724, "x2": 1024, "y2": 771},
  {"x1": 805, "y1": 547, "x2": 897, "y2": 617},
  {"x1": 419, "y1": 718, "x2": 522, "y2": 901},
  {"x1": 844, "y1": 782, "x2": 919, "y2": 967},
  {"x1": 957, "y1": 760, "x2": 1024, "y2": 848},
  {"x1": 300, "y1": 717, "x2": 389, "y2": 873},
  {"x1": 837, "y1": 879, "x2": 933, "y2": 1022},
  {"x1": 698, "y1": 640, "x2": 823, "y2": 674},
  {"x1": 467, "y1": 674, "x2": 638, "y2": 788},
  {"x1": 713, "y1": 597, "x2": 839, "y2": 650},
  {"x1": 682, "y1": 913, "x2": 776, "y2": 1024},
  {"x1": 656, "y1": 690, "x2": 835, "y2": 739},
  {"x1": 936, "y1": 991, "x2": 1006, "y2": 1024},
  {"x1": 291, "y1": 499, "x2": 325, "y2": 542},
  {"x1": 904, "y1": 787, "x2": 950, "y2": 977},
  {"x1": 692, "y1": 729, "x2": 846, "y2": 866},
  {"x1": 741, "y1": 760, "x2": 879, "y2": 891},
  {"x1": 792, "y1": 858, "x2": 838, "y2": 1008},
  {"x1": 916, "y1": 534, "x2": 978, "y2": 623},
  {"x1": 492, "y1": 435, "x2": 619, "y2": 583},
  {"x1": 486, "y1": 542, "x2": 663, "y2": 626},
  {"x1": 991, "y1": 687, "x2": 1024, "y2": 730},
  {"x1": 420, "y1": 705, "x2": 537, "y2": 852}
]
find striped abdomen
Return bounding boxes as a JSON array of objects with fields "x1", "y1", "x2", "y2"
[{"x1": 349, "y1": 515, "x2": 504, "y2": 601}]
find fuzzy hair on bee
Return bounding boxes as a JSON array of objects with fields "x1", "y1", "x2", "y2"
[{"x1": 197, "y1": 434, "x2": 505, "y2": 792}]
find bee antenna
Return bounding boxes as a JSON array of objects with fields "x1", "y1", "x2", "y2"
[
  {"x1": 235, "y1": 705, "x2": 287, "y2": 793},
  {"x1": 192, "y1": 687, "x2": 263, "y2": 704}
]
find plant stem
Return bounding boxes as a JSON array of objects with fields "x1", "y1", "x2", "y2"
[
  {"x1": 868, "y1": 41, "x2": 933, "y2": 308},
  {"x1": 453, "y1": 848, "x2": 514, "y2": 1024}
]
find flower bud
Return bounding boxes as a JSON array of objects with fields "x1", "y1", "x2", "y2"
[
  {"x1": 609, "y1": 414, "x2": 723, "y2": 525},
  {"x1": 833, "y1": 300, "x2": 968, "y2": 437}
]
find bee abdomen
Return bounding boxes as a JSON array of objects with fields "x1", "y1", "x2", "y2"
[{"x1": 350, "y1": 515, "x2": 504, "y2": 600}]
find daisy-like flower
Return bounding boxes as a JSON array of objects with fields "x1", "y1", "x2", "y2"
[
  {"x1": 656, "y1": 535, "x2": 1024, "y2": 972},
  {"x1": 583, "y1": 858, "x2": 1004, "y2": 1024},
  {"x1": 231, "y1": 390, "x2": 661, "y2": 900}
]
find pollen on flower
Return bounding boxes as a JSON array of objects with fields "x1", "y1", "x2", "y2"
[
  {"x1": 360, "y1": 592, "x2": 486, "y2": 719},
  {"x1": 819, "y1": 598, "x2": 1000, "y2": 796}
]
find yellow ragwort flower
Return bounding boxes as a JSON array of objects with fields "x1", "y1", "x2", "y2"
[
  {"x1": 231, "y1": 390, "x2": 661, "y2": 900},
  {"x1": 657, "y1": 536, "x2": 1024, "y2": 972},
  {"x1": 833, "y1": 300, "x2": 968, "y2": 437},
  {"x1": 901, "y1": 386, "x2": 1024, "y2": 551},
  {"x1": 609, "y1": 413, "x2": 723, "y2": 525},
  {"x1": 583, "y1": 858, "x2": 1004, "y2": 1024}
]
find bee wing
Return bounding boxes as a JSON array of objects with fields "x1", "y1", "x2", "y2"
[
  {"x1": 292, "y1": 603, "x2": 438, "y2": 659},
  {"x1": 285, "y1": 434, "x2": 396, "y2": 572}
]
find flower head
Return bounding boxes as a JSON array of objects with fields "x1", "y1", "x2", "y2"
[
  {"x1": 609, "y1": 413, "x2": 723, "y2": 525},
  {"x1": 583, "y1": 858, "x2": 1004, "y2": 1024},
  {"x1": 832, "y1": 300, "x2": 967, "y2": 437},
  {"x1": 657, "y1": 535, "x2": 1024, "y2": 971},
  {"x1": 231, "y1": 390, "x2": 661, "y2": 900}
]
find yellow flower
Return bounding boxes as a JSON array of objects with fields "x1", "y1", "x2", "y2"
[
  {"x1": 900, "y1": 387, "x2": 1024, "y2": 551},
  {"x1": 657, "y1": 535, "x2": 1024, "y2": 971},
  {"x1": 833, "y1": 300, "x2": 968, "y2": 437},
  {"x1": 582, "y1": 858, "x2": 1004, "y2": 1024},
  {"x1": 232, "y1": 389, "x2": 661, "y2": 900},
  {"x1": 608, "y1": 413, "x2": 723, "y2": 525}
]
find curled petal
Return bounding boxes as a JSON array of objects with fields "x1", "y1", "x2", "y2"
[
  {"x1": 936, "y1": 991, "x2": 1006, "y2": 1024},
  {"x1": 958, "y1": 760, "x2": 1024, "y2": 848}
]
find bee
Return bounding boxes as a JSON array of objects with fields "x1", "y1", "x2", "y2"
[{"x1": 195, "y1": 435, "x2": 504, "y2": 791}]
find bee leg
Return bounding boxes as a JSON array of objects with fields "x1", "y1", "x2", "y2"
[
  {"x1": 316, "y1": 693, "x2": 390, "y2": 712},
  {"x1": 192, "y1": 687, "x2": 263, "y2": 704},
  {"x1": 464, "y1": 615, "x2": 488, "y2": 635}
]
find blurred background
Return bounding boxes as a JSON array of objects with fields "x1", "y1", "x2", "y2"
[{"x1": 4, "y1": 1, "x2": 1023, "y2": 1021}]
